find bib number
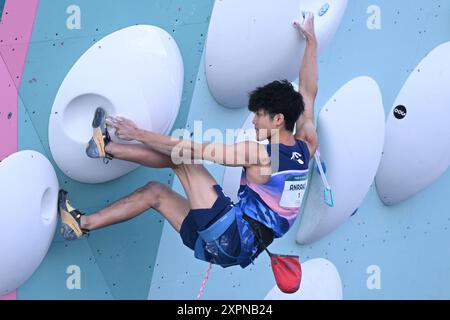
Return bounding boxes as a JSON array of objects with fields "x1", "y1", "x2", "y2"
[{"x1": 279, "y1": 175, "x2": 308, "y2": 208}]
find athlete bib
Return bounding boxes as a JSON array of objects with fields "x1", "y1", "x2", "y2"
[{"x1": 279, "y1": 174, "x2": 308, "y2": 208}]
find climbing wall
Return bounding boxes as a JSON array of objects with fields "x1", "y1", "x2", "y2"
[
  {"x1": 1, "y1": 0, "x2": 450, "y2": 300},
  {"x1": 149, "y1": 0, "x2": 450, "y2": 300},
  {"x1": 4, "y1": 0, "x2": 214, "y2": 299},
  {"x1": 0, "y1": 0, "x2": 39, "y2": 301}
]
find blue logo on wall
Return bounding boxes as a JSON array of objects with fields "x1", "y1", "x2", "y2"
[{"x1": 318, "y1": 3, "x2": 330, "y2": 17}]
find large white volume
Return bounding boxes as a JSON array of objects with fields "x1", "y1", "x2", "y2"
[
  {"x1": 0, "y1": 151, "x2": 58, "y2": 295},
  {"x1": 265, "y1": 258, "x2": 342, "y2": 300},
  {"x1": 296, "y1": 77, "x2": 385, "y2": 244},
  {"x1": 376, "y1": 42, "x2": 450, "y2": 205},
  {"x1": 49, "y1": 25, "x2": 183, "y2": 183},
  {"x1": 205, "y1": 0, "x2": 348, "y2": 108}
]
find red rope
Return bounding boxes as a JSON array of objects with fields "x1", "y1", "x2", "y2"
[{"x1": 197, "y1": 262, "x2": 212, "y2": 300}]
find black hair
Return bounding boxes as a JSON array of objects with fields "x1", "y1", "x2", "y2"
[{"x1": 248, "y1": 80, "x2": 304, "y2": 132}]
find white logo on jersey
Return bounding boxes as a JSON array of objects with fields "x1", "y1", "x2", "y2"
[{"x1": 291, "y1": 152, "x2": 304, "y2": 165}]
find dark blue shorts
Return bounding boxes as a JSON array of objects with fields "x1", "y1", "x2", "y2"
[{"x1": 179, "y1": 185, "x2": 241, "y2": 260}]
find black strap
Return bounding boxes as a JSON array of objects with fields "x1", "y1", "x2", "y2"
[
  {"x1": 242, "y1": 214, "x2": 274, "y2": 255},
  {"x1": 103, "y1": 130, "x2": 113, "y2": 164}
]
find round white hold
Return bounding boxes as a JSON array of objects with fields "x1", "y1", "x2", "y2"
[
  {"x1": 49, "y1": 25, "x2": 184, "y2": 183},
  {"x1": 296, "y1": 76, "x2": 385, "y2": 244},
  {"x1": 0, "y1": 151, "x2": 59, "y2": 295},
  {"x1": 376, "y1": 41, "x2": 450, "y2": 205},
  {"x1": 205, "y1": 0, "x2": 348, "y2": 108}
]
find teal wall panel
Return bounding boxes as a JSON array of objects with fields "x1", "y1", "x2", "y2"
[
  {"x1": 17, "y1": 0, "x2": 214, "y2": 299},
  {"x1": 19, "y1": 240, "x2": 113, "y2": 299},
  {"x1": 0, "y1": 0, "x2": 5, "y2": 21},
  {"x1": 150, "y1": 0, "x2": 450, "y2": 300}
]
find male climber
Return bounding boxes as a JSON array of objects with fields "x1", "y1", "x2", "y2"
[{"x1": 59, "y1": 12, "x2": 318, "y2": 268}]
